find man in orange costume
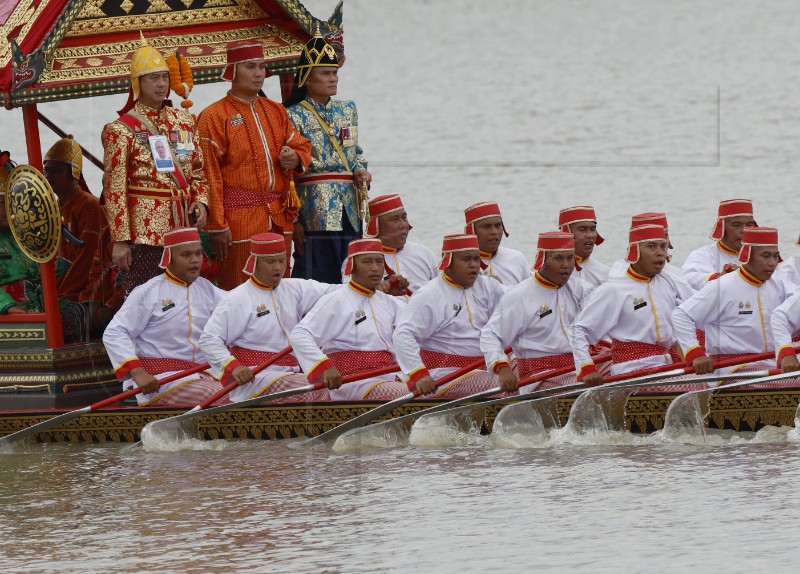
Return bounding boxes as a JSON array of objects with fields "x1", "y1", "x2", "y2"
[
  {"x1": 197, "y1": 41, "x2": 312, "y2": 290},
  {"x1": 101, "y1": 34, "x2": 209, "y2": 295},
  {"x1": 43, "y1": 135, "x2": 108, "y2": 302}
]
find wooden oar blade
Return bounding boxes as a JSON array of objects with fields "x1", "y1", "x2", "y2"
[
  {"x1": 0, "y1": 407, "x2": 90, "y2": 452},
  {"x1": 297, "y1": 392, "x2": 416, "y2": 447},
  {"x1": 331, "y1": 418, "x2": 414, "y2": 451}
]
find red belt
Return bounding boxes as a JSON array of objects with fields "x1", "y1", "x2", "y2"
[
  {"x1": 297, "y1": 173, "x2": 354, "y2": 184},
  {"x1": 611, "y1": 341, "x2": 678, "y2": 364},
  {"x1": 230, "y1": 346, "x2": 298, "y2": 367},
  {"x1": 139, "y1": 357, "x2": 204, "y2": 375},
  {"x1": 420, "y1": 350, "x2": 483, "y2": 370},
  {"x1": 222, "y1": 186, "x2": 283, "y2": 210},
  {"x1": 328, "y1": 350, "x2": 395, "y2": 377},
  {"x1": 516, "y1": 353, "x2": 574, "y2": 379}
]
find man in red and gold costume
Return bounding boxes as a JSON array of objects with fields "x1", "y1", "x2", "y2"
[
  {"x1": 101, "y1": 34, "x2": 208, "y2": 296},
  {"x1": 197, "y1": 41, "x2": 312, "y2": 290}
]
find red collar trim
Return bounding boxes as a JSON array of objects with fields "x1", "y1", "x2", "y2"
[
  {"x1": 348, "y1": 280, "x2": 375, "y2": 297},
  {"x1": 441, "y1": 273, "x2": 464, "y2": 290},
  {"x1": 249, "y1": 276, "x2": 275, "y2": 291},
  {"x1": 534, "y1": 272, "x2": 559, "y2": 289},
  {"x1": 738, "y1": 267, "x2": 763, "y2": 286},
  {"x1": 626, "y1": 266, "x2": 652, "y2": 283},
  {"x1": 164, "y1": 269, "x2": 188, "y2": 287},
  {"x1": 575, "y1": 255, "x2": 589, "y2": 264},
  {"x1": 718, "y1": 241, "x2": 738, "y2": 255},
  {"x1": 479, "y1": 250, "x2": 495, "y2": 260},
  {"x1": 382, "y1": 245, "x2": 398, "y2": 254}
]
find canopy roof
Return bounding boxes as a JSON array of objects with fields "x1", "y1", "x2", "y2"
[{"x1": 0, "y1": 0, "x2": 342, "y2": 107}]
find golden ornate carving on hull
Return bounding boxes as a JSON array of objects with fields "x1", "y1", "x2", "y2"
[
  {"x1": 3, "y1": 391, "x2": 799, "y2": 444},
  {"x1": 0, "y1": 327, "x2": 46, "y2": 342}
]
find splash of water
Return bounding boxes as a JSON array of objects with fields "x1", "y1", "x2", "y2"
[
  {"x1": 332, "y1": 420, "x2": 413, "y2": 452},
  {"x1": 408, "y1": 409, "x2": 486, "y2": 447},
  {"x1": 139, "y1": 418, "x2": 225, "y2": 452},
  {"x1": 662, "y1": 392, "x2": 709, "y2": 444},
  {"x1": 490, "y1": 402, "x2": 550, "y2": 449},
  {"x1": 563, "y1": 388, "x2": 631, "y2": 436}
]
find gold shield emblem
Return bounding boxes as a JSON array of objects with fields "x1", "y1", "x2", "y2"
[{"x1": 4, "y1": 165, "x2": 61, "y2": 263}]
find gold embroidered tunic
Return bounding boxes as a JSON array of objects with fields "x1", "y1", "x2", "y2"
[{"x1": 101, "y1": 101, "x2": 208, "y2": 247}]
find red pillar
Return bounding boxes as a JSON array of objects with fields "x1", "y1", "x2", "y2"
[
  {"x1": 21, "y1": 103, "x2": 64, "y2": 348},
  {"x1": 279, "y1": 73, "x2": 294, "y2": 103}
]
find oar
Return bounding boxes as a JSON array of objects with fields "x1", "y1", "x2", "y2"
[
  {"x1": 663, "y1": 368, "x2": 794, "y2": 440},
  {"x1": 414, "y1": 351, "x2": 777, "y2": 432},
  {"x1": 0, "y1": 361, "x2": 211, "y2": 450},
  {"x1": 329, "y1": 352, "x2": 613, "y2": 448},
  {"x1": 138, "y1": 363, "x2": 401, "y2": 446},
  {"x1": 298, "y1": 355, "x2": 491, "y2": 447},
  {"x1": 504, "y1": 351, "x2": 787, "y2": 439},
  {"x1": 139, "y1": 346, "x2": 293, "y2": 440}
]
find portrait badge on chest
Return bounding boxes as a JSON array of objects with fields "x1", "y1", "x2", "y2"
[
  {"x1": 256, "y1": 303, "x2": 271, "y2": 318},
  {"x1": 355, "y1": 308, "x2": 366, "y2": 325},
  {"x1": 633, "y1": 297, "x2": 647, "y2": 311}
]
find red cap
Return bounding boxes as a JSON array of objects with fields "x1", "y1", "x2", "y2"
[
  {"x1": 364, "y1": 195, "x2": 407, "y2": 237},
  {"x1": 631, "y1": 212, "x2": 672, "y2": 249},
  {"x1": 559, "y1": 205, "x2": 604, "y2": 245},
  {"x1": 221, "y1": 41, "x2": 267, "y2": 81},
  {"x1": 242, "y1": 232, "x2": 286, "y2": 275},
  {"x1": 710, "y1": 199, "x2": 755, "y2": 241},
  {"x1": 739, "y1": 226, "x2": 779, "y2": 264},
  {"x1": 464, "y1": 202, "x2": 508, "y2": 237},
  {"x1": 159, "y1": 227, "x2": 201, "y2": 268},
  {"x1": 439, "y1": 233, "x2": 480, "y2": 271},
  {"x1": 343, "y1": 238, "x2": 384, "y2": 275},
  {"x1": 533, "y1": 231, "x2": 575, "y2": 271},
  {"x1": 625, "y1": 224, "x2": 666, "y2": 263}
]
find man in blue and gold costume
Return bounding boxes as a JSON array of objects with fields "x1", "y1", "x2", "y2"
[{"x1": 284, "y1": 30, "x2": 372, "y2": 284}]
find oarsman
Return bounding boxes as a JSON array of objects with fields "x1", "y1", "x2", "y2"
[
  {"x1": 199, "y1": 232, "x2": 335, "y2": 403},
  {"x1": 771, "y1": 286, "x2": 800, "y2": 373},
  {"x1": 285, "y1": 31, "x2": 371, "y2": 284},
  {"x1": 464, "y1": 202, "x2": 529, "y2": 286},
  {"x1": 393, "y1": 234, "x2": 507, "y2": 398},
  {"x1": 197, "y1": 41, "x2": 312, "y2": 290},
  {"x1": 569, "y1": 224, "x2": 696, "y2": 386},
  {"x1": 481, "y1": 232, "x2": 584, "y2": 394},
  {"x1": 101, "y1": 34, "x2": 208, "y2": 295},
  {"x1": 290, "y1": 239, "x2": 409, "y2": 400},
  {"x1": 608, "y1": 213, "x2": 683, "y2": 280},
  {"x1": 343, "y1": 194, "x2": 438, "y2": 295},
  {"x1": 43, "y1": 136, "x2": 107, "y2": 302},
  {"x1": 681, "y1": 199, "x2": 756, "y2": 289},
  {"x1": 774, "y1": 231, "x2": 800, "y2": 285},
  {"x1": 673, "y1": 227, "x2": 794, "y2": 379},
  {"x1": 103, "y1": 228, "x2": 224, "y2": 406},
  {"x1": 558, "y1": 205, "x2": 609, "y2": 293}
]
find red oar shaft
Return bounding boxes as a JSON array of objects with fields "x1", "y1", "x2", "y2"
[
  {"x1": 196, "y1": 346, "x2": 295, "y2": 410},
  {"x1": 89, "y1": 362, "x2": 211, "y2": 412}
]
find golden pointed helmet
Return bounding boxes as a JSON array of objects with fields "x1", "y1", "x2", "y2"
[
  {"x1": 130, "y1": 32, "x2": 169, "y2": 99},
  {"x1": 0, "y1": 151, "x2": 14, "y2": 196},
  {"x1": 44, "y1": 135, "x2": 82, "y2": 180},
  {"x1": 296, "y1": 25, "x2": 339, "y2": 88}
]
